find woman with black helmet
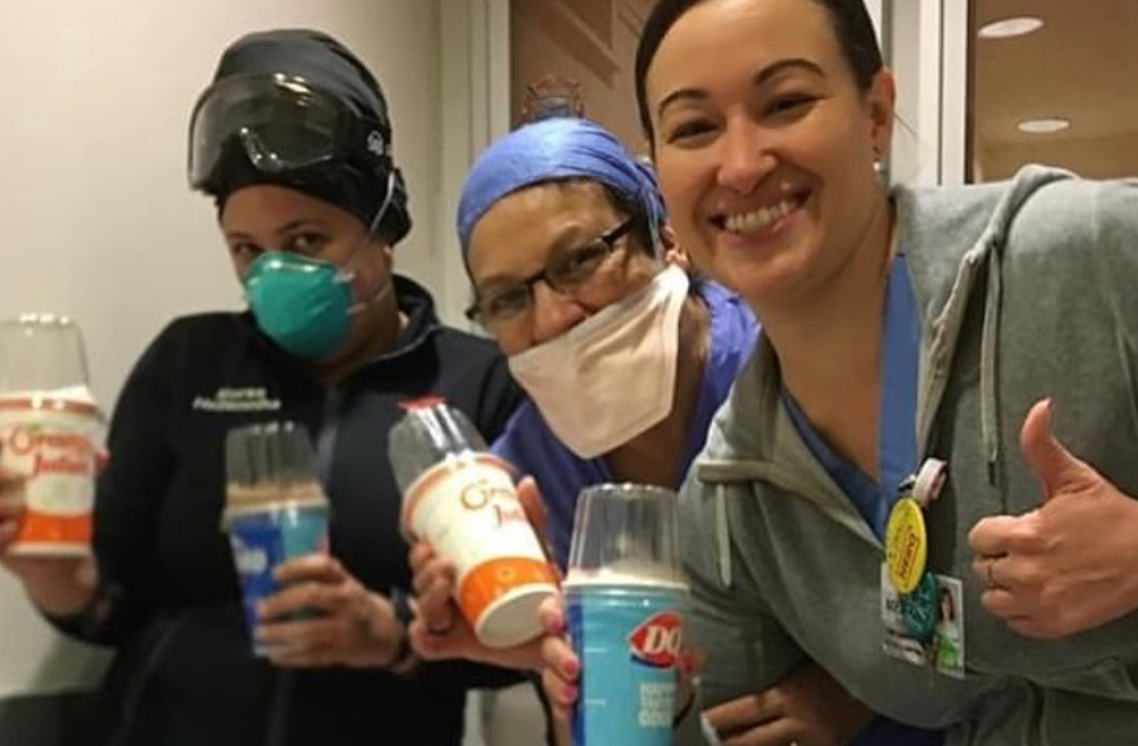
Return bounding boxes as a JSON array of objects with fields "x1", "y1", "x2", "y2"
[{"x1": 0, "y1": 28, "x2": 522, "y2": 746}]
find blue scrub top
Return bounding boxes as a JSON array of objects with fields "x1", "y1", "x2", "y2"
[
  {"x1": 783, "y1": 255, "x2": 943, "y2": 746},
  {"x1": 492, "y1": 280, "x2": 758, "y2": 568},
  {"x1": 783, "y1": 253, "x2": 921, "y2": 538}
]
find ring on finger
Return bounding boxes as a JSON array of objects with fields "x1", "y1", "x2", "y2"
[{"x1": 427, "y1": 620, "x2": 455, "y2": 636}]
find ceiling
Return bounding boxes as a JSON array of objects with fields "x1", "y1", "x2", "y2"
[{"x1": 972, "y1": 0, "x2": 1138, "y2": 180}]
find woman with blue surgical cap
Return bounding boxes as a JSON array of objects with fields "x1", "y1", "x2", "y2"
[
  {"x1": 410, "y1": 116, "x2": 753, "y2": 601},
  {"x1": 459, "y1": 116, "x2": 751, "y2": 569},
  {"x1": 0, "y1": 29, "x2": 521, "y2": 746},
  {"x1": 409, "y1": 116, "x2": 935, "y2": 746}
]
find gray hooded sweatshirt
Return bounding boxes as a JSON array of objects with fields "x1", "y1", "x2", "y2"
[{"x1": 677, "y1": 166, "x2": 1138, "y2": 745}]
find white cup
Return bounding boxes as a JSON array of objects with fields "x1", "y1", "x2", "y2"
[
  {"x1": 402, "y1": 452, "x2": 557, "y2": 648},
  {"x1": 0, "y1": 316, "x2": 103, "y2": 557}
]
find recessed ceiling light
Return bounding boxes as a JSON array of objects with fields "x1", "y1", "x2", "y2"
[
  {"x1": 979, "y1": 17, "x2": 1045, "y2": 39},
  {"x1": 1017, "y1": 118, "x2": 1071, "y2": 134}
]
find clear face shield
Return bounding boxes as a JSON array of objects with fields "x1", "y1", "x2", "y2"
[{"x1": 187, "y1": 73, "x2": 388, "y2": 190}]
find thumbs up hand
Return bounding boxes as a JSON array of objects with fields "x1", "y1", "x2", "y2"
[{"x1": 967, "y1": 399, "x2": 1138, "y2": 639}]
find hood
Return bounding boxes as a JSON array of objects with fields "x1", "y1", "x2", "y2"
[{"x1": 896, "y1": 165, "x2": 1075, "y2": 485}]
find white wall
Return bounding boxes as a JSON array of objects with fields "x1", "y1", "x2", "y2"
[
  {"x1": 436, "y1": 0, "x2": 511, "y2": 331},
  {"x1": 0, "y1": 0, "x2": 441, "y2": 699}
]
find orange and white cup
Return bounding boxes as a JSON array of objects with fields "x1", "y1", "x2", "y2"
[
  {"x1": 0, "y1": 389, "x2": 103, "y2": 556},
  {"x1": 402, "y1": 453, "x2": 557, "y2": 648}
]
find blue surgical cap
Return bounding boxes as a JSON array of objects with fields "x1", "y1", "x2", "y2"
[{"x1": 457, "y1": 117, "x2": 666, "y2": 268}]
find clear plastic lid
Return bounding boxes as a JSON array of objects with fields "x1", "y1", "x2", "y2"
[
  {"x1": 224, "y1": 421, "x2": 326, "y2": 519},
  {"x1": 0, "y1": 314, "x2": 92, "y2": 395},
  {"x1": 565, "y1": 483, "x2": 685, "y2": 588},
  {"x1": 387, "y1": 400, "x2": 488, "y2": 494}
]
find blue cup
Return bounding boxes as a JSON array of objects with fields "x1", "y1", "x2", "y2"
[
  {"x1": 565, "y1": 581, "x2": 687, "y2": 746},
  {"x1": 225, "y1": 500, "x2": 328, "y2": 656},
  {"x1": 565, "y1": 484, "x2": 687, "y2": 746}
]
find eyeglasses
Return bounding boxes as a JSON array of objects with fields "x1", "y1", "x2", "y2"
[{"x1": 465, "y1": 217, "x2": 637, "y2": 325}]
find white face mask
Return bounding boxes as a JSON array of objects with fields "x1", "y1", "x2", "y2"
[{"x1": 507, "y1": 265, "x2": 690, "y2": 459}]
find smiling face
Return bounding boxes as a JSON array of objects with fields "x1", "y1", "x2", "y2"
[{"x1": 644, "y1": 0, "x2": 894, "y2": 312}]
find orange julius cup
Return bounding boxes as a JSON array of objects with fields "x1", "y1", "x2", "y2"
[
  {"x1": 0, "y1": 315, "x2": 103, "y2": 557},
  {"x1": 0, "y1": 388, "x2": 103, "y2": 556},
  {"x1": 391, "y1": 402, "x2": 557, "y2": 648}
]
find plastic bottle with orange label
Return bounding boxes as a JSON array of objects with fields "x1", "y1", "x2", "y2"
[{"x1": 388, "y1": 399, "x2": 557, "y2": 648}]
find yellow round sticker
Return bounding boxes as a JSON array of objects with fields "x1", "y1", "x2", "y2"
[{"x1": 885, "y1": 497, "x2": 927, "y2": 594}]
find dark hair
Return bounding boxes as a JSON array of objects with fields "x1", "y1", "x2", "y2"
[{"x1": 634, "y1": 0, "x2": 884, "y2": 145}]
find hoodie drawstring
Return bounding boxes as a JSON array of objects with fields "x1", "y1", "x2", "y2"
[
  {"x1": 936, "y1": 168, "x2": 1070, "y2": 499},
  {"x1": 980, "y1": 243, "x2": 1002, "y2": 490},
  {"x1": 714, "y1": 483, "x2": 732, "y2": 587}
]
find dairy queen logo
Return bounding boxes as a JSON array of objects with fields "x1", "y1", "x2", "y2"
[{"x1": 628, "y1": 611, "x2": 683, "y2": 668}]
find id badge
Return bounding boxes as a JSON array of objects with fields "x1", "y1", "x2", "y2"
[{"x1": 881, "y1": 564, "x2": 965, "y2": 679}]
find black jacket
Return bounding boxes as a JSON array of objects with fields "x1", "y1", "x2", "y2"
[{"x1": 57, "y1": 276, "x2": 523, "y2": 746}]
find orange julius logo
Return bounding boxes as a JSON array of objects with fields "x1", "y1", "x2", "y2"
[
  {"x1": 1, "y1": 424, "x2": 94, "y2": 477},
  {"x1": 459, "y1": 479, "x2": 514, "y2": 511}
]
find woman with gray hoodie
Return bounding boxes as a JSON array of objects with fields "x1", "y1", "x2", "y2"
[{"x1": 540, "y1": 0, "x2": 1138, "y2": 744}]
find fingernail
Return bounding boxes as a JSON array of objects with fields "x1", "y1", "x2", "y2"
[
  {"x1": 563, "y1": 657, "x2": 579, "y2": 679},
  {"x1": 559, "y1": 684, "x2": 578, "y2": 705},
  {"x1": 545, "y1": 612, "x2": 565, "y2": 634}
]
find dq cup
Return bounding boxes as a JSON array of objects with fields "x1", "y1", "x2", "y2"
[
  {"x1": 223, "y1": 495, "x2": 329, "y2": 656},
  {"x1": 0, "y1": 315, "x2": 103, "y2": 557},
  {"x1": 401, "y1": 452, "x2": 557, "y2": 648},
  {"x1": 564, "y1": 483, "x2": 688, "y2": 746},
  {"x1": 223, "y1": 421, "x2": 329, "y2": 656}
]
